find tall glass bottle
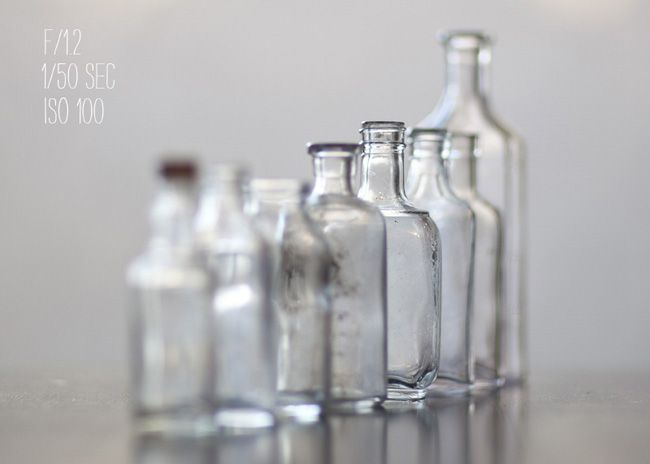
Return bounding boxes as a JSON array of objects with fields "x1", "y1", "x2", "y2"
[
  {"x1": 193, "y1": 165, "x2": 276, "y2": 430},
  {"x1": 306, "y1": 143, "x2": 387, "y2": 410},
  {"x1": 126, "y1": 159, "x2": 211, "y2": 434},
  {"x1": 445, "y1": 133, "x2": 502, "y2": 390},
  {"x1": 418, "y1": 31, "x2": 526, "y2": 383},
  {"x1": 406, "y1": 129, "x2": 476, "y2": 396},
  {"x1": 358, "y1": 121, "x2": 440, "y2": 401},
  {"x1": 249, "y1": 178, "x2": 332, "y2": 423}
]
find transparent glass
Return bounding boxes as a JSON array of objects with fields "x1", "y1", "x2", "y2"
[
  {"x1": 126, "y1": 160, "x2": 212, "y2": 435},
  {"x1": 249, "y1": 178, "x2": 332, "y2": 423},
  {"x1": 305, "y1": 143, "x2": 387, "y2": 410},
  {"x1": 193, "y1": 165, "x2": 276, "y2": 430},
  {"x1": 358, "y1": 122, "x2": 440, "y2": 401},
  {"x1": 418, "y1": 30, "x2": 526, "y2": 383},
  {"x1": 406, "y1": 129, "x2": 476, "y2": 396},
  {"x1": 445, "y1": 134, "x2": 502, "y2": 390}
]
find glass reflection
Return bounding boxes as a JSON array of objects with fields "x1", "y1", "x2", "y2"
[{"x1": 131, "y1": 387, "x2": 527, "y2": 464}]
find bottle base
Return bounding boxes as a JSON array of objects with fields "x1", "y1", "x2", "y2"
[
  {"x1": 387, "y1": 386, "x2": 427, "y2": 401},
  {"x1": 133, "y1": 410, "x2": 215, "y2": 437},
  {"x1": 277, "y1": 403, "x2": 322, "y2": 424},
  {"x1": 327, "y1": 396, "x2": 383, "y2": 413},
  {"x1": 213, "y1": 407, "x2": 275, "y2": 431},
  {"x1": 426, "y1": 376, "x2": 472, "y2": 397},
  {"x1": 470, "y1": 377, "x2": 503, "y2": 395}
]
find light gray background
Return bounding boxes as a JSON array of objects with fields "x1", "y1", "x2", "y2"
[{"x1": 0, "y1": 0, "x2": 648, "y2": 374}]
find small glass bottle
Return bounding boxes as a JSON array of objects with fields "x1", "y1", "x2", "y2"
[
  {"x1": 249, "y1": 178, "x2": 332, "y2": 423},
  {"x1": 445, "y1": 133, "x2": 502, "y2": 390},
  {"x1": 406, "y1": 128, "x2": 476, "y2": 396},
  {"x1": 418, "y1": 30, "x2": 526, "y2": 384},
  {"x1": 193, "y1": 164, "x2": 276, "y2": 430},
  {"x1": 126, "y1": 159, "x2": 211, "y2": 434},
  {"x1": 358, "y1": 121, "x2": 440, "y2": 401},
  {"x1": 306, "y1": 143, "x2": 387, "y2": 410}
]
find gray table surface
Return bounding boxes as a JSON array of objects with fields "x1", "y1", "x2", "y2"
[{"x1": 1, "y1": 369, "x2": 649, "y2": 464}]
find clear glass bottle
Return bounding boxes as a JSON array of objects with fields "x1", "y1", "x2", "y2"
[
  {"x1": 418, "y1": 30, "x2": 526, "y2": 384},
  {"x1": 358, "y1": 121, "x2": 440, "y2": 401},
  {"x1": 406, "y1": 128, "x2": 476, "y2": 396},
  {"x1": 193, "y1": 164, "x2": 276, "y2": 430},
  {"x1": 444, "y1": 133, "x2": 502, "y2": 390},
  {"x1": 249, "y1": 178, "x2": 332, "y2": 423},
  {"x1": 305, "y1": 143, "x2": 387, "y2": 410},
  {"x1": 126, "y1": 159, "x2": 212, "y2": 434}
]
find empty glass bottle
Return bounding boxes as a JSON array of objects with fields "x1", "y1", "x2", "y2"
[
  {"x1": 306, "y1": 143, "x2": 387, "y2": 410},
  {"x1": 358, "y1": 121, "x2": 440, "y2": 401},
  {"x1": 406, "y1": 129, "x2": 476, "y2": 396},
  {"x1": 194, "y1": 164, "x2": 276, "y2": 429},
  {"x1": 126, "y1": 159, "x2": 212, "y2": 434},
  {"x1": 445, "y1": 133, "x2": 502, "y2": 390},
  {"x1": 418, "y1": 30, "x2": 526, "y2": 384},
  {"x1": 249, "y1": 178, "x2": 332, "y2": 423}
]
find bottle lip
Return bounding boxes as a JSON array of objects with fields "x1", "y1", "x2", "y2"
[
  {"x1": 360, "y1": 121, "x2": 406, "y2": 144},
  {"x1": 407, "y1": 127, "x2": 447, "y2": 143},
  {"x1": 307, "y1": 142, "x2": 359, "y2": 158},
  {"x1": 437, "y1": 30, "x2": 492, "y2": 51}
]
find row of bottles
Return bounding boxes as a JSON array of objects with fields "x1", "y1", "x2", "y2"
[{"x1": 126, "y1": 29, "x2": 526, "y2": 434}]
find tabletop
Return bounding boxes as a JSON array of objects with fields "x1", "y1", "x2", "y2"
[{"x1": 1, "y1": 369, "x2": 649, "y2": 464}]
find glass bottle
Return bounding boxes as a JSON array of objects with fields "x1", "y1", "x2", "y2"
[
  {"x1": 418, "y1": 30, "x2": 526, "y2": 383},
  {"x1": 248, "y1": 178, "x2": 332, "y2": 423},
  {"x1": 306, "y1": 143, "x2": 387, "y2": 410},
  {"x1": 193, "y1": 164, "x2": 276, "y2": 430},
  {"x1": 358, "y1": 121, "x2": 440, "y2": 401},
  {"x1": 445, "y1": 133, "x2": 502, "y2": 390},
  {"x1": 126, "y1": 159, "x2": 211, "y2": 434},
  {"x1": 406, "y1": 128, "x2": 476, "y2": 396}
]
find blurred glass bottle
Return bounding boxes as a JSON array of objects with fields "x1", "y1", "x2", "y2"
[
  {"x1": 418, "y1": 31, "x2": 526, "y2": 383},
  {"x1": 445, "y1": 134, "x2": 502, "y2": 390},
  {"x1": 249, "y1": 178, "x2": 332, "y2": 423},
  {"x1": 126, "y1": 159, "x2": 211, "y2": 434},
  {"x1": 358, "y1": 121, "x2": 440, "y2": 401},
  {"x1": 406, "y1": 129, "x2": 476, "y2": 396},
  {"x1": 194, "y1": 164, "x2": 276, "y2": 430},
  {"x1": 306, "y1": 143, "x2": 387, "y2": 410}
]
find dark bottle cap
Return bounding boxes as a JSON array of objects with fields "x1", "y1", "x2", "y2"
[{"x1": 158, "y1": 158, "x2": 197, "y2": 181}]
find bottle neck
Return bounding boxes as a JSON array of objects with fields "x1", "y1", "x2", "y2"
[
  {"x1": 148, "y1": 180, "x2": 196, "y2": 252},
  {"x1": 443, "y1": 48, "x2": 486, "y2": 107},
  {"x1": 445, "y1": 156, "x2": 477, "y2": 199},
  {"x1": 311, "y1": 156, "x2": 355, "y2": 196},
  {"x1": 408, "y1": 152, "x2": 453, "y2": 200},
  {"x1": 358, "y1": 143, "x2": 406, "y2": 204}
]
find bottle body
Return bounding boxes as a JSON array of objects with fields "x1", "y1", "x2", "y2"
[
  {"x1": 306, "y1": 143, "x2": 387, "y2": 410},
  {"x1": 194, "y1": 165, "x2": 276, "y2": 429},
  {"x1": 445, "y1": 134, "x2": 502, "y2": 389},
  {"x1": 419, "y1": 31, "x2": 526, "y2": 383},
  {"x1": 127, "y1": 161, "x2": 212, "y2": 434},
  {"x1": 406, "y1": 129, "x2": 476, "y2": 395},
  {"x1": 358, "y1": 122, "x2": 440, "y2": 401},
  {"x1": 250, "y1": 179, "x2": 332, "y2": 422}
]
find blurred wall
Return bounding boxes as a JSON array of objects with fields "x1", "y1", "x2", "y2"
[{"x1": 0, "y1": 0, "x2": 648, "y2": 374}]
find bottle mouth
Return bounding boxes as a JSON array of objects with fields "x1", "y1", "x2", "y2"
[
  {"x1": 360, "y1": 121, "x2": 406, "y2": 144},
  {"x1": 307, "y1": 142, "x2": 359, "y2": 158},
  {"x1": 437, "y1": 30, "x2": 492, "y2": 51},
  {"x1": 407, "y1": 128, "x2": 447, "y2": 144}
]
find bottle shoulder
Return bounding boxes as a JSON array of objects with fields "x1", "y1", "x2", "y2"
[{"x1": 307, "y1": 194, "x2": 385, "y2": 224}]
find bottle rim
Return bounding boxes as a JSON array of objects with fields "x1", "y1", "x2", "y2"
[{"x1": 307, "y1": 142, "x2": 359, "y2": 158}]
